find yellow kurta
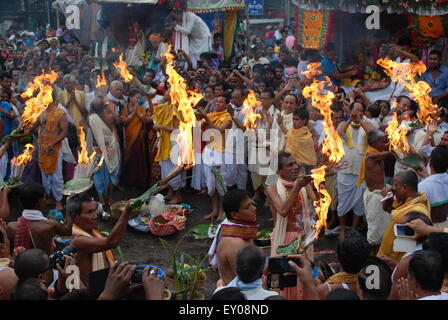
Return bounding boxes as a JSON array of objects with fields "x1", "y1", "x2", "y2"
[
  {"x1": 285, "y1": 127, "x2": 317, "y2": 166},
  {"x1": 206, "y1": 111, "x2": 232, "y2": 153},
  {"x1": 377, "y1": 193, "x2": 431, "y2": 262},
  {"x1": 59, "y1": 90, "x2": 86, "y2": 127},
  {"x1": 153, "y1": 103, "x2": 179, "y2": 162}
]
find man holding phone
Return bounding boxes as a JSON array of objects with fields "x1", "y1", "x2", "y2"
[
  {"x1": 266, "y1": 152, "x2": 316, "y2": 300},
  {"x1": 377, "y1": 170, "x2": 431, "y2": 262}
]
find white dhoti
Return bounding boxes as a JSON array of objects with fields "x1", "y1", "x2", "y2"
[
  {"x1": 203, "y1": 147, "x2": 226, "y2": 196},
  {"x1": 160, "y1": 159, "x2": 182, "y2": 191},
  {"x1": 0, "y1": 152, "x2": 7, "y2": 182},
  {"x1": 336, "y1": 172, "x2": 365, "y2": 217},
  {"x1": 191, "y1": 153, "x2": 206, "y2": 191},
  {"x1": 41, "y1": 149, "x2": 64, "y2": 202},
  {"x1": 225, "y1": 152, "x2": 248, "y2": 190},
  {"x1": 363, "y1": 188, "x2": 391, "y2": 245},
  {"x1": 325, "y1": 175, "x2": 338, "y2": 212}
]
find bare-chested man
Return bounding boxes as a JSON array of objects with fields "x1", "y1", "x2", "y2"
[
  {"x1": 26, "y1": 90, "x2": 68, "y2": 211},
  {"x1": 266, "y1": 151, "x2": 316, "y2": 300},
  {"x1": 7, "y1": 183, "x2": 72, "y2": 255},
  {"x1": 358, "y1": 130, "x2": 393, "y2": 252},
  {"x1": 208, "y1": 189, "x2": 257, "y2": 286},
  {"x1": 68, "y1": 193, "x2": 132, "y2": 287}
]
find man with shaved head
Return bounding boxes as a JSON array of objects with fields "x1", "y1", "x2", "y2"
[
  {"x1": 0, "y1": 267, "x2": 18, "y2": 300},
  {"x1": 377, "y1": 170, "x2": 431, "y2": 262}
]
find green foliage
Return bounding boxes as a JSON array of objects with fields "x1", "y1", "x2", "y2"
[
  {"x1": 160, "y1": 230, "x2": 210, "y2": 299},
  {"x1": 191, "y1": 224, "x2": 211, "y2": 240},
  {"x1": 257, "y1": 229, "x2": 272, "y2": 239},
  {"x1": 276, "y1": 235, "x2": 303, "y2": 256}
]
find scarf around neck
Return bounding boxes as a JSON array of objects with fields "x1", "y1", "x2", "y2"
[
  {"x1": 356, "y1": 145, "x2": 381, "y2": 187},
  {"x1": 346, "y1": 122, "x2": 368, "y2": 154},
  {"x1": 208, "y1": 218, "x2": 258, "y2": 267}
]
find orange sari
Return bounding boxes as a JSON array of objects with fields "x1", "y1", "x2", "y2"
[
  {"x1": 124, "y1": 105, "x2": 146, "y2": 162},
  {"x1": 38, "y1": 108, "x2": 65, "y2": 174}
]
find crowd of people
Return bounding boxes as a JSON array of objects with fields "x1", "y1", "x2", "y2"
[{"x1": 0, "y1": 5, "x2": 448, "y2": 301}]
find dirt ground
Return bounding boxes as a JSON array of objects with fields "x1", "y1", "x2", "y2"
[{"x1": 98, "y1": 187, "x2": 339, "y2": 299}]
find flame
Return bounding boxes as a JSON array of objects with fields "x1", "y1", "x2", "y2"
[
  {"x1": 310, "y1": 165, "x2": 331, "y2": 237},
  {"x1": 76, "y1": 126, "x2": 96, "y2": 165},
  {"x1": 377, "y1": 58, "x2": 438, "y2": 125},
  {"x1": 96, "y1": 69, "x2": 107, "y2": 88},
  {"x1": 20, "y1": 70, "x2": 58, "y2": 127},
  {"x1": 301, "y1": 62, "x2": 324, "y2": 80},
  {"x1": 302, "y1": 63, "x2": 345, "y2": 163},
  {"x1": 11, "y1": 144, "x2": 35, "y2": 166},
  {"x1": 302, "y1": 63, "x2": 345, "y2": 238},
  {"x1": 385, "y1": 112, "x2": 410, "y2": 153},
  {"x1": 164, "y1": 46, "x2": 203, "y2": 168},
  {"x1": 113, "y1": 53, "x2": 134, "y2": 82},
  {"x1": 242, "y1": 90, "x2": 261, "y2": 130}
]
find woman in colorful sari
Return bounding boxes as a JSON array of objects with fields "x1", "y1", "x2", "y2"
[{"x1": 122, "y1": 90, "x2": 152, "y2": 187}]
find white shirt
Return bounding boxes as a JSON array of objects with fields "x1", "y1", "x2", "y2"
[
  {"x1": 418, "y1": 173, "x2": 448, "y2": 206},
  {"x1": 419, "y1": 292, "x2": 448, "y2": 300}
]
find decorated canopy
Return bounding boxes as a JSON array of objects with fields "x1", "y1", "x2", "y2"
[
  {"x1": 187, "y1": 0, "x2": 244, "y2": 12},
  {"x1": 293, "y1": 0, "x2": 448, "y2": 16}
]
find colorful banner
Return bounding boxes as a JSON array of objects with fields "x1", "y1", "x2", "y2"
[
  {"x1": 188, "y1": 0, "x2": 244, "y2": 12},
  {"x1": 223, "y1": 10, "x2": 238, "y2": 60},
  {"x1": 296, "y1": 8, "x2": 332, "y2": 50},
  {"x1": 98, "y1": 0, "x2": 158, "y2": 3}
]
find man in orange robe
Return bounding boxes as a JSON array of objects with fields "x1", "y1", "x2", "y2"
[{"x1": 27, "y1": 90, "x2": 68, "y2": 211}]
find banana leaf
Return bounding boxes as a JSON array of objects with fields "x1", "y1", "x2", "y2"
[
  {"x1": 130, "y1": 182, "x2": 161, "y2": 210},
  {"x1": 61, "y1": 178, "x2": 93, "y2": 196},
  {"x1": 18, "y1": 134, "x2": 33, "y2": 145},
  {"x1": 191, "y1": 224, "x2": 211, "y2": 240},
  {"x1": 206, "y1": 165, "x2": 227, "y2": 195},
  {"x1": 396, "y1": 152, "x2": 423, "y2": 169},
  {"x1": 276, "y1": 235, "x2": 302, "y2": 256},
  {"x1": 257, "y1": 229, "x2": 272, "y2": 240},
  {"x1": 1, "y1": 128, "x2": 22, "y2": 143},
  {"x1": 0, "y1": 178, "x2": 22, "y2": 190}
]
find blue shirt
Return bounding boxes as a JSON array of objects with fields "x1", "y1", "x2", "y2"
[
  {"x1": 321, "y1": 56, "x2": 341, "y2": 87},
  {"x1": 420, "y1": 65, "x2": 448, "y2": 98},
  {"x1": 0, "y1": 101, "x2": 13, "y2": 137}
]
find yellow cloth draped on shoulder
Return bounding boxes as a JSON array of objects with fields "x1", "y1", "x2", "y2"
[
  {"x1": 377, "y1": 193, "x2": 431, "y2": 262},
  {"x1": 356, "y1": 145, "x2": 381, "y2": 187},
  {"x1": 285, "y1": 127, "x2": 317, "y2": 166},
  {"x1": 153, "y1": 103, "x2": 179, "y2": 162},
  {"x1": 325, "y1": 272, "x2": 359, "y2": 284},
  {"x1": 72, "y1": 224, "x2": 115, "y2": 272},
  {"x1": 60, "y1": 90, "x2": 85, "y2": 127},
  {"x1": 206, "y1": 110, "x2": 232, "y2": 152}
]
